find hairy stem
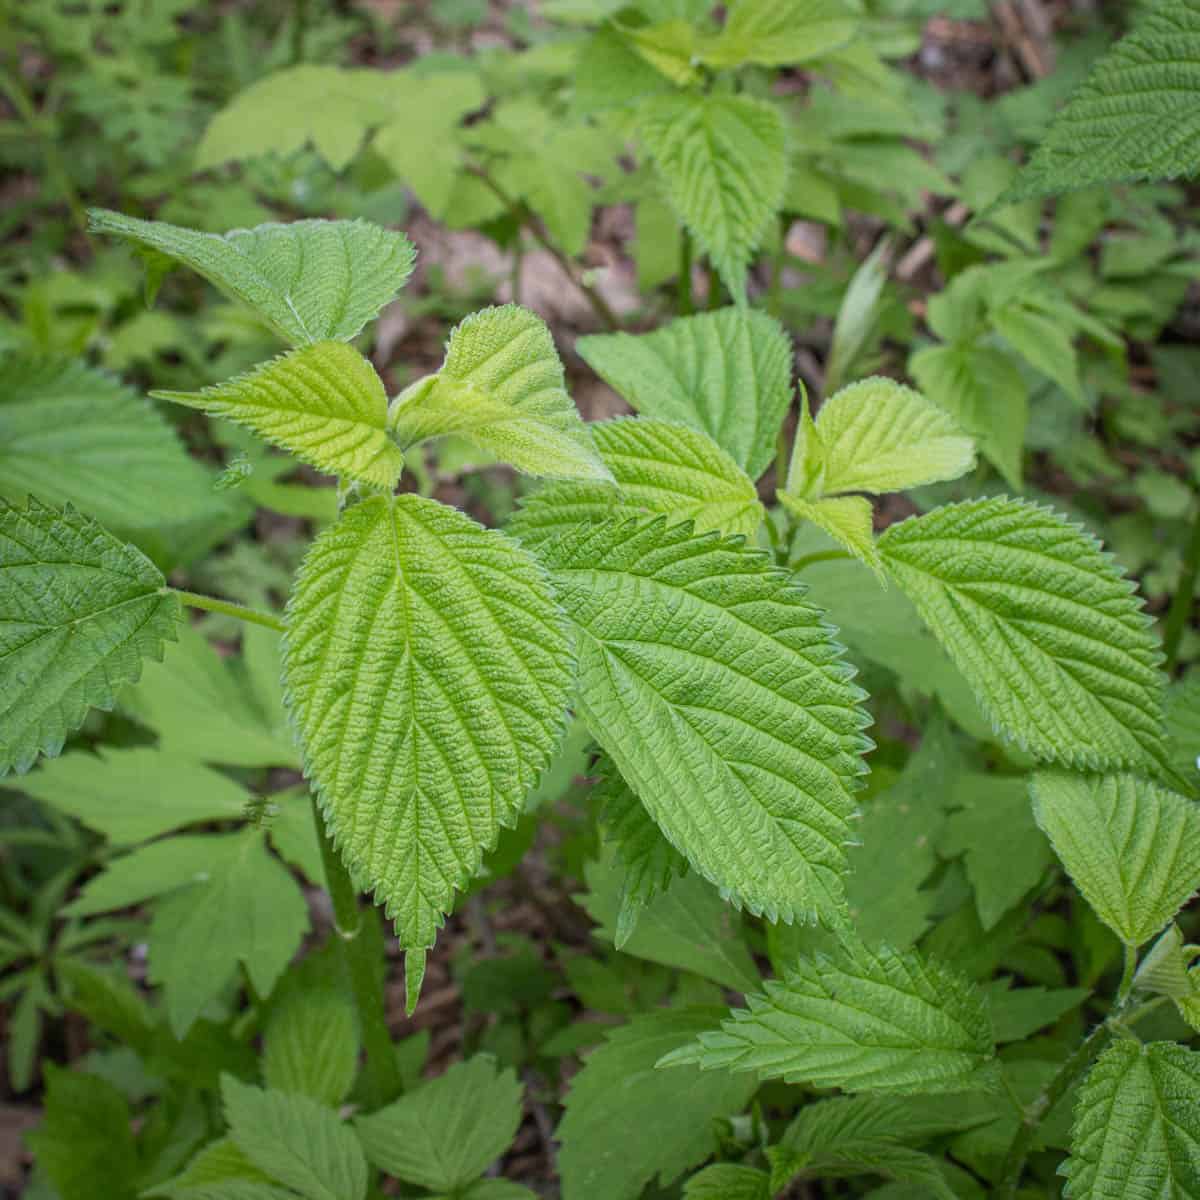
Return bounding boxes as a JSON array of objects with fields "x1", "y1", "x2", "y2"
[
  {"x1": 790, "y1": 548, "x2": 852, "y2": 572},
  {"x1": 466, "y1": 164, "x2": 621, "y2": 331},
  {"x1": 678, "y1": 227, "x2": 694, "y2": 316},
  {"x1": 171, "y1": 589, "x2": 286, "y2": 634},
  {"x1": 314, "y1": 801, "x2": 403, "y2": 1108},
  {"x1": 1163, "y1": 501, "x2": 1200, "y2": 672}
]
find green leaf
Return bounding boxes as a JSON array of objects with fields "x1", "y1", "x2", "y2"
[
  {"x1": 1064, "y1": 1039, "x2": 1200, "y2": 1199},
  {"x1": 577, "y1": 307, "x2": 792, "y2": 480},
  {"x1": 981, "y1": 978, "x2": 1089, "y2": 1043},
  {"x1": 388, "y1": 305, "x2": 608, "y2": 482},
  {"x1": 1031, "y1": 771, "x2": 1200, "y2": 946},
  {"x1": 581, "y1": 853, "x2": 759, "y2": 992},
  {"x1": 661, "y1": 935, "x2": 995, "y2": 1094},
  {"x1": 822, "y1": 238, "x2": 890, "y2": 397},
  {"x1": 878, "y1": 497, "x2": 1167, "y2": 773},
  {"x1": 991, "y1": 301, "x2": 1081, "y2": 402},
  {"x1": 795, "y1": 378, "x2": 976, "y2": 498},
  {"x1": 263, "y1": 975, "x2": 359, "y2": 1106},
  {"x1": 149, "y1": 829, "x2": 310, "y2": 1036},
  {"x1": 65, "y1": 834, "x2": 224, "y2": 917},
  {"x1": 0, "y1": 499, "x2": 179, "y2": 776},
  {"x1": 701, "y1": 0, "x2": 855, "y2": 67},
  {"x1": 16, "y1": 747, "x2": 247, "y2": 843},
  {"x1": 282, "y1": 494, "x2": 573, "y2": 954},
  {"x1": 537, "y1": 516, "x2": 870, "y2": 926},
  {"x1": 155, "y1": 343, "x2": 403, "y2": 489},
  {"x1": 221, "y1": 1077, "x2": 368, "y2": 1200},
  {"x1": 25, "y1": 1066, "x2": 139, "y2": 1200},
  {"x1": 355, "y1": 1056, "x2": 521, "y2": 1192},
  {"x1": 88, "y1": 210, "x2": 415, "y2": 347},
  {"x1": 557, "y1": 1008, "x2": 760, "y2": 1200},
  {"x1": 639, "y1": 93, "x2": 787, "y2": 303},
  {"x1": 778, "y1": 493, "x2": 882, "y2": 576},
  {"x1": 509, "y1": 418, "x2": 764, "y2": 547},
  {"x1": 684, "y1": 1165, "x2": 771, "y2": 1200},
  {"x1": 0, "y1": 354, "x2": 236, "y2": 566},
  {"x1": 1003, "y1": 0, "x2": 1200, "y2": 203},
  {"x1": 144, "y1": 1137, "x2": 280, "y2": 1200},
  {"x1": 1166, "y1": 672, "x2": 1200, "y2": 792},
  {"x1": 909, "y1": 343, "x2": 1028, "y2": 490},
  {"x1": 196, "y1": 65, "x2": 390, "y2": 172},
  {"x1": 940, "y1": 772, "x2": 1052, "y2": 930}
]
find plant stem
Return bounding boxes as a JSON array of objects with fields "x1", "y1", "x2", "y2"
[
  {"x1": 706, "y1": 262, "x2": 722, "y2": 310},
  {"x1": 1163, "y1": 501, "x2": 1200, "y2": 672},
  {"x1": 466, "y1": 165, "x2": 620, "y2": 331},
  {"x1": 678, "y1": 228, "x2": 694, "y2": 316},
  {"x1": 790, "y1": 548, "x2": 852, "y2": 572},
  {"x1": 170, "y1": 589, "x2": 286, "y2": 634},
  {"x1": 314, "y1": 800, "x2": 403, "y2": 1109},
  {"x1": 290, "y1": 0, "x2": 308, "y2": 64},
  {"x1": 1116, "y1": 942, "x2": 1138, "y2": 1006}
]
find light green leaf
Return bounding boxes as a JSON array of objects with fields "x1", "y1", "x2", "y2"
[
  {"x1": 509, "y1": 418, "x2": 763, "y2": 546},
  {"x1": 1003, "y1": 0, "x2": 1200, "y2": 202},
  {"x1": 196, "y1": 65, "x2": 390, "y2": 172},
  {"x1": 388, "y1": 305, "x2": 608, "y2": 482},
  {"x1": 981, "y1": 979, "x2": 1090, "y2": 1043},
  {"x1": 778, "y1": 493, "x2": 882, "y2": 576},
  {"x1": 992, "y1": 301, "x2": 1081, "y2": 402},
  {"x1": 702, "y1": 0, "x2": 855, "y2": 67},
  {"x1": 781, "y1": 1092, "x2": 987, "y2": 1154},
  {"x1": 1031, "y1": 771, "x2": 1200, "y2": 946},
  {"x1": 557, "y1": 1008, "x2": 759, "y2": 1200},
  {"x1": 144, "y1": 1137, "x2": 281, "y2": 1200},
  {"x1": 661, "y1": 935, "x2": 995, "y2": 1094},
  {"x1": 879, "y1": 497, "x2": 1167, "y2": 772},
  {"x1": 909, "y1": 342, "x2": 1027, "y2": 490},
  {"x1": 149, "y1": 830, "x2": 309, "y2": 1036},
  {"x1": 1134, "y1": 924, "x2": 1196, "y2": 1001},
  {"x1": 282, "y1": 494, "x2": 573, "y2": 954},
  {"x1": 577, "y1": 307, "x2": 792, "y2": 480},
  {"x1": 581, "y1": 853, "x2": 758, "y2": 992},
  {"x1": 64, "y1": 834, "x2": 223, "y2": 917},
  {"x1": 537, "y1": 516, "x2": 870, "y2": 926},
  {"x1": 639, "y1": 93, "x2": 787, "y2": 303},
  {"x1": 1166, "y1": 671, "x2": 1200, "y2": 791},
  {"x1": 25, "y1": 1066, "x2": 139, "y2": 1200},
  {"x1": 1064, "y1": 1039, "x2": 1200, "y2": 1199},
  {"x1": 16, "y1": 747, "x2": 247, "y2": 843},
  {"x1": 155, "y1": 342, "x2": 403, "y2": 489},
  {"x1": 355, "y1": 1056, "x2": 521, "y2": 1193},
  {"x1": 0, "y1": 499, "x2": 179, "y2": 776},
  {"x1": 795, "y1": 378, "x2": 976, "y2": 499},
  {"x1": 221, "y1": 1077, "x2": 368, "y2": 1200},
  {"x1": 0, "y1": 354, "x2": 236, "y2": 566},
  {"x1": 263, "y1": 977, "x2": 359, "y2": 1106},
  {"x1": 684, "y1": 1164, "x2": 770, "y2": 1200},
  {"x1": 88, "y1": 210, "x2": 415, "y2": 347},
  {"x1": 823, "y1": 238, "x2": 890, "y2": 397}
]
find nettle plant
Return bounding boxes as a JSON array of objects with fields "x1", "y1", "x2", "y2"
[{"x1": 7, "y1": 202, "x2": 1200, "y2": 1199}]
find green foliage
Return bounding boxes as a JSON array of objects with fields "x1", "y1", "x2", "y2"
[
  {"x1": 282, "y1": 494, "x2": 573, "y2": 957},
  {"x1": 702, "y1": 0, "x2": 855, "y2": 68},
  {"x1": 0, "y1": 499, "x2": 179, "y2": 776},
  {"x1": 155, "y1": 343, "x2": 404, "y2": 489}
]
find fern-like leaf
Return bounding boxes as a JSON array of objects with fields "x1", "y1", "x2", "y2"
[
  {"x1": 639, "y1": 94, "x2": 787, "y2": 303},
  {"x1": 577, "y1": 308, "x2": 793, "y2": 480},
  {"x1": 879, "y1": 497, "x2": 1167, "y2": 772},
  {"x1": 388, "y1": 305, "x2": 608, "y2": 482},
  {"x1": 88, "y1": 210, "x2": 415, "y2": 347},
  {"x1": 536, "y1": 516, "x2": 871, "y2": 926},
  {"x1": 0, "y1": 500, "x2": 178, "y2": 776},
  {"x1": 1031, "y1": 771, "x2": 1200, "y2": 946},
  {"x1": 1064, "y1": 1039, "x2": 1200, "y2": 1199},
  {"x1": 282, "y1": 495, "x2": 573, "y2": 962},
  {"x1": 660, "y1": 935, "x2": 995, "y2": 1094},
  {"x1": 155, "y1": 343, "x2": 403, "y2": 489}
]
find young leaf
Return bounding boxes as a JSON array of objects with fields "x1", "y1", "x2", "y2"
[
  {"x1": 639, "y1": 93, "x2": 787, "y2": 303},
  {"x1": 661, "y1": 935, "x2": 995, "y2": 1094},
  {"x1": 282, "y1": 494, "x2": 573, "y2": 956},
  {"x1": 0, "y1": 354, "x2": 235, "y2": 565},
  {"x1": 16, "y1": 748, "x2": 248, "y2": 844},
  {"x1": 88, "y1": 210, "x2": 415, "y2": 346},
  {"x1": 796, "y1": 378, "x2": 976, "y2": 499},
  {"x1": 355, "y1": 1056, "x2": 521, "y2": 1192},
  {"x1": 1064, "y1": 1039, "x2": 1200, "y2": 1199},
  {"x1": 778, "y1": 493, "x2": 883, "y2": 576},
  {"x1": 154, "y1": 342, "x2": 403, "y2": 489},
  {"x1": 221, "y1": 1077, "x2": 368, "y2": 1200},
  {"x1": 557, "y1": 1009, "x2": 760, "y2": 1200},
  {"x1": 701, "y1": 0, "x2": 855, "y2": 68},
  {"x1": 1003, "y1": 0, "x2": 1200, "y2": 203},
  {"x1": 536, "y1": 516, "x2": 870, "y2": 926},
  {"x1": 1031, "y1": 771, "x2": 1200, "y2": 946},
  {"x1": 878, "y1": 497, "x2": 1167, "y2": 773},
  {"x1": 388, "y1": 305, "x2": 608, "y2": 482},
  {"x1": 577, "y1": 308, "x2": 792, "y2": 480},
  {"x1": 25, "y1": 1066, "x2": 139, "y2": 1200},
  {"x1": 508, "y1": 418, "x2": 763, "y2": 546},
  {"x1": 0, "y1": 499, "x2": 179, "y2": 776}
]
